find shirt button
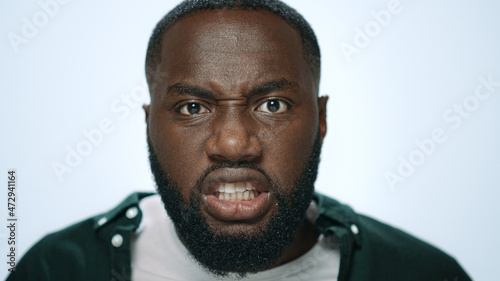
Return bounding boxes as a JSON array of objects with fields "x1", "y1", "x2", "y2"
[
  {"x1": 350, "y1": 224, "x2": 359, "y2": 235},
  {"x1": 111, "y1": 234, "x2": 123, "y2": 248},
  {"x1": 97, "y1": 217, "x2": 107, "y2": 226},
  {"x1": 125, "y1": 207, "x2": 139, "y2": 219}
]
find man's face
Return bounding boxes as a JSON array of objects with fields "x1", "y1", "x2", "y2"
[{"x1": 145, "y1": 8, "x2": 327, "y2": 275}]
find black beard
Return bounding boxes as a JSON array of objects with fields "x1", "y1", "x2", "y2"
[{"x1": 147, "y1": 135, "x2": 322, "y2": 278}]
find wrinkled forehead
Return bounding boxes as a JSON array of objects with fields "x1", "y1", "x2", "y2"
[
  {"x1": 161, "y1": 8, "x2": 304, "y2": 58},
  {"x1": 147, "y1": 8, "x2": 317, "y2": 99},
  {"x1": 150, "y1": 9, "x2": 314, "y2": 95}
]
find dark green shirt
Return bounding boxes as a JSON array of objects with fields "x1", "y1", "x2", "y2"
[{"x1": 7, "y1": 192, "x2": 471, "y2": 280}]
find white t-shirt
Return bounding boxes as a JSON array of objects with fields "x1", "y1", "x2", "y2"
[{"x1": 130, "y1": 195, "x2": 340, "y2": 281}]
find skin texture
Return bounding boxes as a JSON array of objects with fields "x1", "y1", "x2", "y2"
[{"x1": 144, "y1": 8, "x2": 328, "y2": 273}]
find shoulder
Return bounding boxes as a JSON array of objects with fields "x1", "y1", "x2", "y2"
[
  {"x1": 314, "y1": 193, "x2": 471, "y2": 280},
  {"x1": 7, "y1": 192, "x2": 155, "y2": 281},
  {"x1": 354, "y1": 214, "x2": 471, "y2": 280}
]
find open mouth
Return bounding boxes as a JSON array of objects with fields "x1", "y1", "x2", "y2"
[
  {"x1": 202, "y1": 168, "x2": 272, "y2": 221},
  {"x1": 213, "y1": 182, "x2": 261, "y2": 201}
]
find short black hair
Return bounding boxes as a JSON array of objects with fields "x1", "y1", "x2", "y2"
[{"x1": 145, "y1": 0, "x2": 321, "y2": 90}]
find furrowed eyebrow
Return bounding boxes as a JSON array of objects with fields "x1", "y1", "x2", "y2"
[
  {"x1": 249, "y1": 78, "x2": 296, "y2": 96},
  {"x1": 166, "y1": 78, "x2": 296, "y2": 99},
  {"x1": 167, "y1": 83, "x2": 215, "y2": 99}
]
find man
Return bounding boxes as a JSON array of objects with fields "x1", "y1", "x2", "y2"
[{"x1": 9, "y1": 0, "x2": 471, "y2": 280}]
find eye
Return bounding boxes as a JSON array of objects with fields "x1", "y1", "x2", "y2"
[
  {"x1": 256, "y1": 99, "x2": 289, "y2": 114},
  {"x1": 177, "y1": 102, "x2": 209, "y2": 116}
]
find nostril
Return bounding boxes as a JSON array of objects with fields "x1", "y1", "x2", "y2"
[{"x1": 205, "y1": 128, "x2": 262, "y2": 163}]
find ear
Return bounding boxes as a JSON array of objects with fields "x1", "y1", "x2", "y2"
[
  {"x1": 143, "y1": 104, "x2": 150, "y2": 140},
  {"x1": 143, "y1": 104, "x2": 150, "y2": 123},
  {"x1": 317, "y1": 96, "x2": 328, "y2": 143}
]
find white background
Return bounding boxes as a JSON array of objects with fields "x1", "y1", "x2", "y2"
[{"x1": 1, "y1": 0, "x2": 499, "y2": 280}]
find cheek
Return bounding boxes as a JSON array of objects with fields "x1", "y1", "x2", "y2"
[
  {"x1": 149, "y1": 115, "x2": 210, "y2": 196},
  {"x1": 258, "y1": 115, "x2": 318, "y2": 188}
]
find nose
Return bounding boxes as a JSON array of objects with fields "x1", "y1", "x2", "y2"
[{"x1": 205, "y1": 111, "x2": 262, "y2": 163}]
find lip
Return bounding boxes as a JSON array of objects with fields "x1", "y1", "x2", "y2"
[
  {"x1": 205, "y1": 192, "x2": 270, "y2": 221},
  {"x1": 201, "y1": 168, "x2": 273, "y2": 221}
]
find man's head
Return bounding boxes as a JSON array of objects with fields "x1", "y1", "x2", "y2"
[{"x1": 143, "y1": 0, "x2": 328, "y2": 277}]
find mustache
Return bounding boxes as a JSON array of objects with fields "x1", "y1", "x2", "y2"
[{"x1": 146, "y1": 141, "x2": 276, "y2": 195}]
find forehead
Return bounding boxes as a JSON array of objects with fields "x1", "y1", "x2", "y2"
[
  {"x1": 155, "y1": 8, "x2": 312, "y2": 94},
  {"x1": 163, "y1": 8, "x2": 302, "y2": 55}
]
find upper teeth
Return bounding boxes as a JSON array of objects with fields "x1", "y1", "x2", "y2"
[
  {"x1": 215, "y1": 182, "x2": 259, "y2": 201},
  {"x1": 217, "y1": 182, "x2": 255, "y2": 193}
]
